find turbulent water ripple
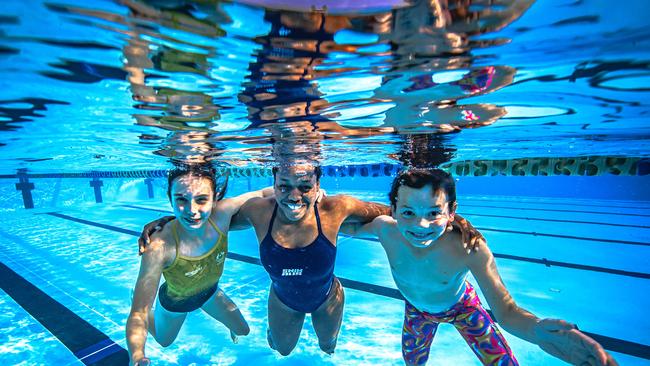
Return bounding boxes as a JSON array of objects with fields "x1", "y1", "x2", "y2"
[{"x1": 0, "y1": 0, "x2": 648, "y2": 172}]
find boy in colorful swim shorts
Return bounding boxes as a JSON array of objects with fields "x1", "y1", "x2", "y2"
[{"x1": 342, "y1": 169, "x2": 618, "y2": 366}]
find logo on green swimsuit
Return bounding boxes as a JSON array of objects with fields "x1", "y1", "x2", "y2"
[{"x1": 216, "y1": 251, "x2": 225, "y2": 264}]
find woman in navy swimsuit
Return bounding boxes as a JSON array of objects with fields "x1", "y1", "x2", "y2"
[{"x1": 235, "y1": 163, "x2": 389, "y2": 355}]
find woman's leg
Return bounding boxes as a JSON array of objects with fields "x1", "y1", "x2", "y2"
[
  {"x1": 311, "y1": 277, "x2": 345, "y2": 354},
  {"x1": 201, "y1": 286, "x2": 250, "y2": 340},
  {"x1": 401, "y1": 301, "x2": 439, "y2": 366},
  {"x1": 150, "y1": 296, "x2": 188, "y2": 347},
  {"x1": 267, "y1": 285, "x2": 306, "y2": 356}
]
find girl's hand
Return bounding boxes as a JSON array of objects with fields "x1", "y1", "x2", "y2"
[{"x1": 534, "y1": 318, "x2": 618, "y2": 366}]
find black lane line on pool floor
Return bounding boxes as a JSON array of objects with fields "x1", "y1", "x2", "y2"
[
  {"x1": 121, "y1": 203, "x2": 650, "y2": 229},
  {"x1": 341, "y1": 235, "x2": 650, "y2": 279},
  {"x1": 45, "y1": 211, "x2": 650, "y2": 360},
  {"x1": 460, "y1": 198, "x2": 650, "y2": 211},
  {"x1": 119, "y1": 204, "x2": 649, "y2": 247},
  {"x1": 0, "y1": 262, "x2": 129, "y2": 365},
  {"x1": 461, "y1": 212, "x2": 650, "y2": 229},
  {"x1": 117, "y1": 205, "x2": 650, "y2": 276},
  {"x1": 462, "y1": 203, "x2": 650, "y2": 218}
]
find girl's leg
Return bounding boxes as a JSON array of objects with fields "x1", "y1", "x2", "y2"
[
  {"x1": 311, "y1": 277, "x2": 345, "y2": 354},
  {"x1": 150, "y1": 296, "x2": 187, "y2": 347},
  {"x1": 450, "y1": 288, "x2": 518, "y2": 366},
  {"x1": 201, "y1": 287, "x2": 250, "y2": 340},
  {"x1": 267, "y1": 285, "x2": 306, "y2": 356},
  {"x1": 401, "y1": 301, "x2": 439, "y2": 366}
]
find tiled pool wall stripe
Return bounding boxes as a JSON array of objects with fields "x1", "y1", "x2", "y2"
[
  {"x1": 1, "y1": 158, "x2": 648, "y2": 209},
  {"x1": 38, "y1": 211, "x2": 650, "y2": 360},
  {"x1": 1, "y1": 156, "x2": 648, "y2": 180},
  {"x1": 0, "y1": 262, "x2": 129, "y2": 365}
]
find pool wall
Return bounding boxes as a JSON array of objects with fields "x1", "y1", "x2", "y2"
[{"x1": 1, "y1": 165, "x2": 648, "y2": 211}]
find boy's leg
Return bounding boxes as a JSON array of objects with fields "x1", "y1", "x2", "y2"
[
  {"x1": 151, "y1": 295, "x2": 187, "y2": 347},
  {"x1": 311, "y1": 277, "x2": 345, "y2": 354},
  {"x1": 267, "y1": 285, "x2": 306, "y2": 356},
  {"x1": 450, "y1": 284, "x2": 518, "y2": 366},
  {"x1": 402, "y1": 301, "x2": 439, "y2": 366},
  {"x1": 201, "y1": 287, "x2": 250, "y2": 341}
]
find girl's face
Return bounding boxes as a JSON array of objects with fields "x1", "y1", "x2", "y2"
[
  {"x1": 170, "y1": 175, "x2": 215, "y2": 231},
  {"x1": 393, "y1": 184, "x2": 455, "y2": 248}
]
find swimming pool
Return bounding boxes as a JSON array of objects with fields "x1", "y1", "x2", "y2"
[{"x1": 1, "y1": 0, "x2": 649, "y2": 365}]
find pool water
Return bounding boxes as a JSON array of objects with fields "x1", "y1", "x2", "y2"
[
  {"x1": 1, "y1": 175, "x2": 649, "y2": 365},
  {"x1": 1, "y1": 0, "x2": 649, "y2": 365}
]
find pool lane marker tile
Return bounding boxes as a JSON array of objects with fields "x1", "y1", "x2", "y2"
[
  {"x1": 90, "y1": 177, "x2": 104, "y2": 203},
  {"x1": 0, "y1": 262, "x2": 129, "y2": 365},
  {"x1": 15, "y1": 170, "x2": 35, "y2": 209}
]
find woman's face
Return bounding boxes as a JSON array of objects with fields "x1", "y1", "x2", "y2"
[
  {"x1": 273, "y1": 164, "x2": 320, "y2": 222},
  {"x1": 170, "y1": 175, "x2": 215, "y2": 231}
]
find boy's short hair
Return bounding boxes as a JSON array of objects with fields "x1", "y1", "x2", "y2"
[
  {"x1": 389, "y1": 169, "x2": 456, "y2": 209},
  {"x1": 272, "y1": 165, "x2": 322, "y2": 181},
  {"x1": 167, "y1": 164, "x2": 228, "y2": 201}
]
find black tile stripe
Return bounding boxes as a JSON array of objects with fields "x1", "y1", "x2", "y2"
[
  {"x1": 343, "y1": 235, "x2": 650, "y2": 280},
  {"x1": 0, "y1": 262, "x2": 129, "y2": 365},
  {"x1": 118, "y1": 204, "x2": 650, "y2": 275},
  {"x1": 462, "y1": 203, "x2": 650, "y2": 218},
  {"x1": 119, "y1": 204, "x2": 650, "y2": 246},
  {"x1": 462, "y1": 212, "x2": 650, "y2": 229},
  {"x1": 44, "y1": 211, "x2": 650, "y2": 360},
  {"x1": 461, "y1": 197, "x2": 650, "y2": 211},
  {"x1": 476, "y1": 227, "x2": 649, "y2": 247}
]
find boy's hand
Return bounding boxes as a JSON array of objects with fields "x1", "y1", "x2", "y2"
[
  {"x1": 138, "y1": 216, "x2": 174, "y2": 255},
  {"x1": 534, "y1": 319, "x2": 618, "y2": 366},
  {"x1": 133, "y1": 357, "x2": 151, "y2": 366},
  {"x1": 449, "y1": 215, "x2": 485, "y2": 254}
]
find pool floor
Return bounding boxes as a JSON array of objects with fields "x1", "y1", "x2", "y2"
[{"x1": 0, "y1": 193, "x2": 648, "y2": 365}]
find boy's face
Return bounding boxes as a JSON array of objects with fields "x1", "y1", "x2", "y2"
[{"x1": 393, "y1": 184, "x2": 455, "y2": 248}]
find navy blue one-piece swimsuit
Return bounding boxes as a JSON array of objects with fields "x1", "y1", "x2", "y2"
[{"x1": 259, "y1": 203, "x2": 337, "y2": 313}]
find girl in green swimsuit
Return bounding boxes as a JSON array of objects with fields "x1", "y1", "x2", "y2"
[{"x1": 126, "y1": 165, "x2": 271, "y2": 366}]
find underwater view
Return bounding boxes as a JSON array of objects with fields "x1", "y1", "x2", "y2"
[{"x1": 0, "y1": 0, "x2": 648, "y2": 365}]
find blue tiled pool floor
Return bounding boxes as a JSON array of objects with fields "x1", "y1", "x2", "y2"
[{"x1": 0, "y1": 194, "x2": 648, "y2": 365}]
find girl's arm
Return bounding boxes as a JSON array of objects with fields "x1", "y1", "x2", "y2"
[
  {"x1": 466, "y1": 242, "x2": 616, "y2": 365},
  {"x1": 126, "y1": 238, "x2": 166, "y2": 365}
]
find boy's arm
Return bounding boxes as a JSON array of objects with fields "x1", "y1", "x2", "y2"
[
  {"x1": 467, "y1": 242, "x2": 616, "y2": 366},
  {"x1": 126, "y1": 238, "x2": 166, "y2": 365}
]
